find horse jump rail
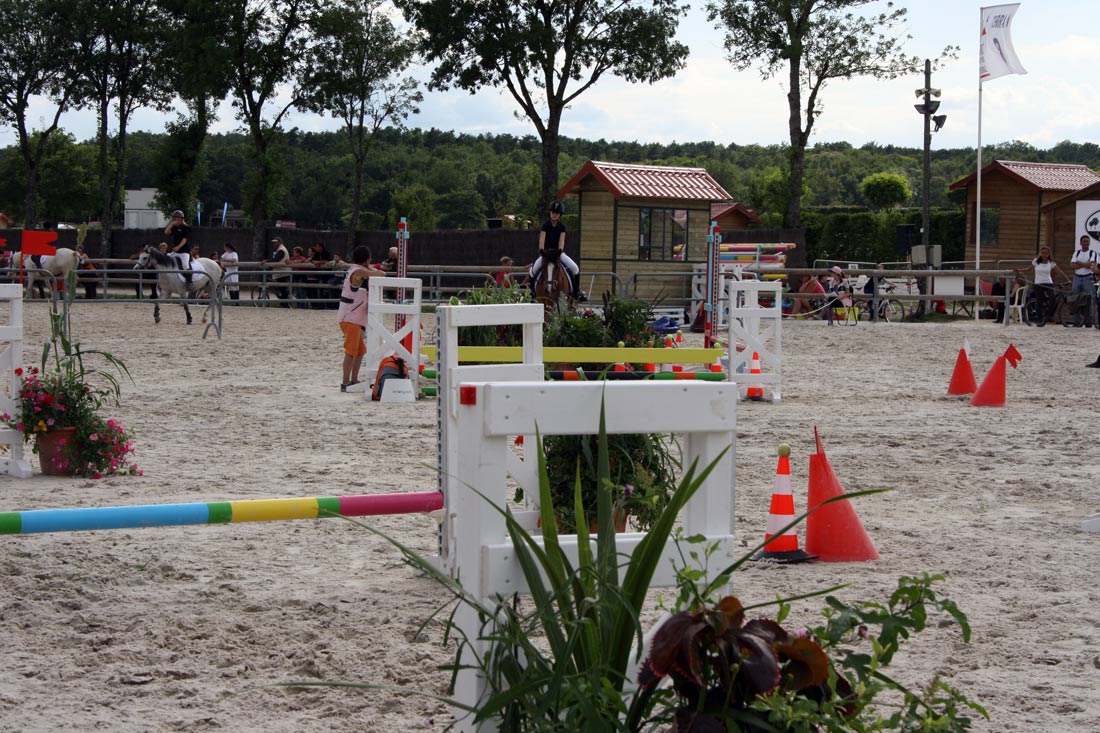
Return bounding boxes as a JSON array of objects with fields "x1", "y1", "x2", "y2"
[
  {"x1": 420, "y1": 345, "x2": 723, "y2": 364},
  {"x1": 0, "y1": 492, "x2": 443, "y2": 535}
]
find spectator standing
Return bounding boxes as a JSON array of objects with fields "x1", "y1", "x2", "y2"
[
  {"x1": 337, "y1": 246, "x2": 385, "y2": 391},
  {"x1": 1069, "y1": 235, "x2": 1097, "y2": 327},
  {"x1": 1017, "y1": 246, "x2": 1066, "y2": 326},
  {"x1": 261, "y1": 238, "x2": 292, "y2": 307},
  {"x1": 490, "y1": 256, "x2": 515, "y2": 287},
  {"x1": 221, "y1": 243, "x2": 240, "y2": 301},
  {"x1": 75, "y1": 245, "x2": 97, "y2": 299},
  {"x1": 380, "y1": 246, "x2": 399, "y2": 272}
]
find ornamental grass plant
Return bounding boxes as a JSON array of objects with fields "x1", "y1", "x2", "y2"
[{"x1": 1, "y1": 286, "x2": 137, "y2": 478}]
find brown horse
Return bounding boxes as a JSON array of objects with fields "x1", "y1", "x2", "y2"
[{"x1": 534, "y1": 249, "x2": 573, "y2": 319}]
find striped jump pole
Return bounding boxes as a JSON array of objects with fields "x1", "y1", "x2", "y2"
[
  {"x1": 546, "y1": 369, "x2": 727, "y2": 381},
  {"x1": 0, "y1": 491, "x2": 444, "y2": 535}
]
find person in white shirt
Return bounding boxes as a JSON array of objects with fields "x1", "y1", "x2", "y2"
[
  {"x1": 221, "y1": 243, "x2": 240, "y2": 301},
  {"x1": 1017, "y1": 246, "x2": 1067, "y2": 326},
  {"x1": 1069, "y1": 235, "x2": 1097, "y2": 327}
]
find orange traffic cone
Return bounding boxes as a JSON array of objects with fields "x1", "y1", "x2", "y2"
[
  {"x1": 744, "y1": 351, "x2": 765, "y2": 401},
  {"x1": 805, "y1": 427, "x2": 878, "y2": 562},
  {"x1": 675, "y1": 329, "x2": 683, "y2": 345},
  {"x1": 970, "y1": 344, "x2": 1022, "y2": 408},
  {"x1": 754, "y1": 444, "x2": 815, "y2": 563},
  {"x1": 947, "y1": 346, "x2": 976, "y2": 395}
]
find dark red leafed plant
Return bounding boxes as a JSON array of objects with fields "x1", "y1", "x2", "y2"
[{"x1": 639, "y1": 595, "x2": 854, "y2": 732}]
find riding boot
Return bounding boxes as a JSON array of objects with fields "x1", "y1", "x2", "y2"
[{"x1": 571, "y1": 271, "x2": 586, "y2": 302}]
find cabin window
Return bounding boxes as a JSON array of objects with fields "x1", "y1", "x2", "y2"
[
  {"x1": 974, "y1": 204, "x2": 1000, "y2": 247},
  {"x1": 638, "y1": 208, "x2": 689, "y2": 261}
]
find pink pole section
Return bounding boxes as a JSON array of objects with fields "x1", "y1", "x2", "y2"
[{"x1": 339, "y1": 492, "x2": 443, "y2": 517}]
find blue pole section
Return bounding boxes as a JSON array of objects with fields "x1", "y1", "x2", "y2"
[{"x1": 15, "y1": 503, "x2": 212, "y2": 534}]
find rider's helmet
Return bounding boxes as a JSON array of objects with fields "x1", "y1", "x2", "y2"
[
  {"x1": 171, "y1": 209, "x2": 184, "y2": 219},
  {"x1": 548, "y1": 200, "x2": 564, "y2": 215}
]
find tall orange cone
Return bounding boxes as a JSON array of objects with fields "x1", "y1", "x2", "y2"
[
  {"x1": 744, "y1": 351, "x2": 765, "y2": 401},
  {"x1": 805, "y1": 427, "x2": 878, "y2": 562},
  {"x1": 970, "y1": 344, "x2": 1022, "y2": 407},
  {"x1": 947, "y1": 346, "x2": 976, "y2": 395},
  {"x1": 754, "y1": 443, "x2": 815, "y2": 563}
]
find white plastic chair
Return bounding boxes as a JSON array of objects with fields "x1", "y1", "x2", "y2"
[{"x1": 1006, "y1": 285, "x2": 1029, "y2": 324}]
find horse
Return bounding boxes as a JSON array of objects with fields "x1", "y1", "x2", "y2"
[
  {"x1": 135, "y1": 245, "x2": 223, "y2": 325},
  {"x1": 534, "y1": 248, "x2": 574, "y2": 319},
  {"x1": 11, "y1": 248, "x2": 78, "y2": 299}
]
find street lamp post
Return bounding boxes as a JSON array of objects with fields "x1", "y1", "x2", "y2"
[{"x1": 914, "y1": 58, "x2": 945, "y2": 318}]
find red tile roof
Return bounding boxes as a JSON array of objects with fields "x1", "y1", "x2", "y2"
[
  {"x1": 949, "y1": 160, "x2": 1100, "y2": 192},
  {"x1": 1041, "y1": 179, "x2": 1100, "y2": 210},
  {"x1": 711, "y1": 201, "x2": 763, "y2": 226},
  {"x1": 558, "y1": 160, "x2": 731, "y2": 201}
]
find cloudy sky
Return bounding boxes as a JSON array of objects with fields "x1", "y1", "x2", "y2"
[{"x1": 9, "y1": 0, "x2": 1099, "y2": 152}]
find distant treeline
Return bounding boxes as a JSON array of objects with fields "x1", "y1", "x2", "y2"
[{"x1": 0, "y1": 127, "x2": 1096, "y2": 235}]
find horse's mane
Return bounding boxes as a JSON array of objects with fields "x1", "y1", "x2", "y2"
[{"x1": 145, "y1": 246, "x2": 173, "y2": 266}]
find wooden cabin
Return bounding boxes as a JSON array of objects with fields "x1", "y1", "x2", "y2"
[
  {"x1": 949, "y1": 160, "x2": 1100, "y2": 266},
  {"x1": 1040, "y1": 180, "x2": 1100, "y2": 261},
  {"x1": 557, "y1": 161, "x2": 736, "y2": 301},
  {"x1": 711, "y1": 201, "x2": 763, "y2": 231}
]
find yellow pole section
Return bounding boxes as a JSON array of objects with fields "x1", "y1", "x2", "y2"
[
  {"x1": 419, "y1": 346, "x2": 724, "y2": 364},
  {"x1": 229, "y1": 497, "x2": 321, "y2": 523}
]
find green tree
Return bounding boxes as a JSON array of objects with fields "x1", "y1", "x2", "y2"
[
  {"x1": 73, "y1": 0, "x2": 169, "y2": 255},
  {"x1": 223, "y1": 0, "x2": 318, "y2": 257},
  {"x1": 708, "y1": 0, "x2": 950, "y2": 228},
  {"x1": 155, "y1": 0, "x2": 235, "y2": 220},
  {"x1": 860, "y1": 171, "x2": 912, "y2": 209},
  {"x1": 299, "y1": 0, "x2": 422, "y2": 249},
  {"x1": 388, "y1": 183, "x2": 437, "y2": 231},
  {"x1": 0, "y1": 0, "x2": 83, "y2": 226},
  {"x1": 0, "y1": 132, "x2": 99, "y2": 224},
  {"x1": 394, "y1": 0, "x2": 690, "y2": 215}
]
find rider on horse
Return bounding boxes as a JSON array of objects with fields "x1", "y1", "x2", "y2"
[
  {"x1": 529, "y1": 200, "x2": 585, "y2": 301},
  {"x1": 164, "y1": 210, "x2": 194, "y2": 288}
]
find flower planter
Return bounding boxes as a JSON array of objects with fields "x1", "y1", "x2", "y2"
[{"x1": 36, "y1": 427, "x2": 78, "y2": 476}]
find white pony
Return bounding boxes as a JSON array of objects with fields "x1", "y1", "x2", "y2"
[
  {"x1": 136, "y1": 245, "x2": 223, "y2": 325},
  {"x1": 11, "y1": 248, "x2": 79, "y2": 299}
]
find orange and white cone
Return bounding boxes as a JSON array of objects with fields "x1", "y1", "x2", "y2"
[
  {"x1": 744, "y1": 351, "x2": 765, "y2": 401},
  {"x1": 754, "y1": 444, "x2": 815, "y2": 563},
  {"x1": 675, "y1": 329, "x2": 683, "y2": 345}
]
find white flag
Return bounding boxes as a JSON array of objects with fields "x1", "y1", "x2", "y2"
[{"x1": 980, "y1": 4, "x2": 1027, "y2": 82}]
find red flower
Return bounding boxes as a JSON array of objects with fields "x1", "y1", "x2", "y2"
[{"x1": 14, "y1": 367, "x2": 22, "y2": 376}]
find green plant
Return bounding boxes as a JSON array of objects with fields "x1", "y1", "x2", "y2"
[
  {"x1": 638, "y1": 529, "x2": 987, "y2": 732},
  {"x1": 544, "y1": 305, "x2": 606, "y2": 349},
  {"x1": 452, "y1": 282, "x2": 532, "y2": 347},
  {"x1": 1, "y1": 281, "x2": 137, "y2": 477},
  {"x1": 601, "y1": 292, "x2": 655, "y2": 348},
  {"x1": 541, "y1": 430, "x2": 678, "y2": 532}
]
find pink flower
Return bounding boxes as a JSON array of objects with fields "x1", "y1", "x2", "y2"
[
  {"x1": 92, "y1": 472, "x2": 101, "y2": 479},
  {"x1": 57, "y1": 438, "x2": 67, "y2": 446},
  {"x1": 46, "y1": 418, "x2": 54, "y2": 426},
  {"x1": 89, "y1": 433, "x2": 98, "y2": 442}
]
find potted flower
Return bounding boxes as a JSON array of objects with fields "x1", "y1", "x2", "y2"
[{"x1": 1, "y1": 309, "x2": 138, "y2": 478}]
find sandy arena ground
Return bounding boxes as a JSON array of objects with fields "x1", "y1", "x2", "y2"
[{"x1": 0, "y1": 300, "x2": 1098, "y2": 732}]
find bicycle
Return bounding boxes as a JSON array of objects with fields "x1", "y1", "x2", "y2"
[
  {"x1": 1027, "y1": 283, "x2": 1089, "y2": 327},
  {"x1": 855, "y1": 283, "x2": 906, "y2": 323}
]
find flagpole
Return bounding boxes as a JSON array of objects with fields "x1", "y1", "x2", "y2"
[{"x1": 975, "y1": 78, "x2": 983, "y2": 321}]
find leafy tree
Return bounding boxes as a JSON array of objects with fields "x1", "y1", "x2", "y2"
[
  {"x1": 223, "y1": 0, "x2": 318, "y2": 257},
  {"x1": 860, "y1": 171, "x2": 912, "y2": 209},
  {"x1": 299, "y1": 0, "x2": 422, "y2": 249},
  {"x1": 394, "y1": 0, "x2": 690, "y2": 214},
  {"x1": 155, "y1": 0, "x2": 234, "y2": 220},
  {"x1": 0, "y1": 132, "x2": 99, "y2": 224},
  {"x1": 708, "y1": 0, "x2": 950, "y2": 228},
  {"x1": 0, "y1": 0, "x2": 84, "y2": 226},
  {"x1": 73, "y1": 0, "x2": 169, "y2": 255},
  {"x1": 388, "y1": 183, "x2": 437, "y2": 231}
]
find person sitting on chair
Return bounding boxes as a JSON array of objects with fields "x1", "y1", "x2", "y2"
[
  {"x1": 789, "y1": 274, "x2": 825, "y2": 317},
  {"x1": 529, "y1": 200, "x2": 584, "y2": 301},
  {"x1": 824, "y1": 266, "x2": 851, "y2": 323}
]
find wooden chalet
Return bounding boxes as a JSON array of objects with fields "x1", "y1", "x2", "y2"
[
  {"x1": 1040, "y1": 180, "x2": 1100, "y2": 259},
  {"x1": 949, "y1": 160, "x2": 1100, "y2": 264},
  {"x1": 557, "y1": 161, "x2": 734, "y2": 301}
]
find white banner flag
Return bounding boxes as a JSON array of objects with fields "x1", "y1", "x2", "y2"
[{"x1": 980, "y1": 4, "x2": 1027, "y2": 82}]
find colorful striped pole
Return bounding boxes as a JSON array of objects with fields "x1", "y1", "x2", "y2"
[
  {"x1": 0, "y1": 491, "x2": 444, "y2": 535},
  {"x1": 545, "y1": 370, "x2": 727, "y2": 381}
]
